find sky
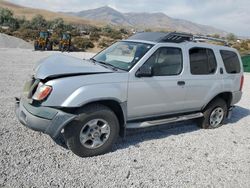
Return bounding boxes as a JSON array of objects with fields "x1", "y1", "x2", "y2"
[{"x1": 7, "y1": 0, "x2": 250, "y2": 36}]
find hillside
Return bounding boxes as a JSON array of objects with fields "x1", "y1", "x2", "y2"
[
  {"x1": 0, "y1": 0, "x2": 102, "y2": 26},
  {"x1": 66, "y1": 6, "x2": 227, "y2": 36},
  {"x1": 0, "y1": 1, "x2": 227, "y2": 35}
]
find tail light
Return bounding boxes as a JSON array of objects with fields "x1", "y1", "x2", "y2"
[
  {"x1": 240, "y1": 75, "x2": 244, "y2": 91},
  {"x1": 32, "y1": 83, "x2": 52, "y2": 101}
]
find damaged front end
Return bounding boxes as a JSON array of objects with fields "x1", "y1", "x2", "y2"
[{"x1": 15, "y1": 75, "x2": 75, "y2": 148}]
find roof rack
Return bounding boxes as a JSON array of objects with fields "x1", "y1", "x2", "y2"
[
  {"x1": 193, "y1": 35, "x2": 229, "y2": 46},
  {"x1": 127, "y1": 32, "x2": 193, "y2": 43},
  {"x1": 162, "y1": 32, "x2": 229, "y2": 46},
  {"x1": 128, "y1": 32, "x2": 229, "y2": 46},
  {"x1": 159, "y1": 32, "x2": 193, "y2": 43}
]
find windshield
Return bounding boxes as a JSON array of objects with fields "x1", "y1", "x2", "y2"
[
  {"x1": 93, "y1": 41, "x2": 153, "y2": 71},
  {"x1": 63, "y1": 34, "x2": 70, "y2": 39},
  {"x1": 40, "y1": 32, "x2": 48, "y2": 38}
]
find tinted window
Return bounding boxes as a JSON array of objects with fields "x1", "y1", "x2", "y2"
[
  {"x1": 189, "y1": 48, "x2": 217, "y2": 75},
  {"x1": 143, "y1": 47, "x2": 182, "y2": 76},
  {"x1": 220, "y1": 50, "x2": 241, "y2": 74}
]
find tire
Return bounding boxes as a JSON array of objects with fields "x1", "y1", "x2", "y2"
[
  {"x1": 198, "y1": 98, "x2": 228, "y2": 129},
  {"x1": 59, "y1": 44, "x2": 62, "y2": 52},
  {"x1": 46, "y1": 43, "x2": 53, "y2": 51},
  {"x1": 64, "y1": 104, "x2": 120, "y2": 157},
  {"x1": 34, "y1": 42, "x2": 38, "y2": 51}
]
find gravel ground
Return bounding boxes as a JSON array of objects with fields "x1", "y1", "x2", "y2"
[
  {"x1": 0, "y1": 49, "x2": 250, "y2": 188},
  {"x1": 0, "y1": 33, "x2": 32, "y2": 49}
]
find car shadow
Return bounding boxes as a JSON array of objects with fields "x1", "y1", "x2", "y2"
[
  {"x1": 114, "y1": 106, "x2": 250, "y2": 151},
  {"x1": 226, "y1": 106, "x2": 250, "y2": 124},
  {"x1": 115, "y1": 120, "x2": 199, "y2": 151}
]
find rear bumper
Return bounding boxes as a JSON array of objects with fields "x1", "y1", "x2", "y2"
[
  {"x1": 15, "y1": 98, "x2": 76, "y2": 145},
  {"x1": 231, "y1": 91, "x2": 242, "y2": 105}
]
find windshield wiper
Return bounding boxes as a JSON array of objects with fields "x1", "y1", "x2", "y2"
[
  {"x1": 90, "y1": 58, "x2": 119, "y2": 71},
  {"x1": 89, "y1": 57, "x2": 97, "y2": 64}
]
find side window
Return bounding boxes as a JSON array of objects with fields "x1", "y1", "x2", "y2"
[
  {"x1": 143, "y1": 47, "x2": 182, "y2": 76},
  {"x1": 189, "y1": 48, "x2": 217, "y2": 75},
  {"x1": 220, "y1": 50, "x2": 241, "y2": 74}
]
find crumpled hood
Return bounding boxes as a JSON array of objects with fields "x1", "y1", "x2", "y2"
[{"x1": 34, "y1": 54, "x2": 113, "y2": 80}]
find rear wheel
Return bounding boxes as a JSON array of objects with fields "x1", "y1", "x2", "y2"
[
  {"x1": 64, "y1": 104, "x2": 119, "y2": 157},
  {"x1": 34, "y1": 41, "x2": 39, "y2": 50},
  {"x1": 46, "y1": 43, "x2": 53, "y2": 51},
  {"x1": 198, "y1": 98, "x2": 228, "y2": 129},
  {"x1": 59, "y1": 44, "x2": 62, "y2": 51}
]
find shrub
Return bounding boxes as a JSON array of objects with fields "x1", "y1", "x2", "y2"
[
  {"x1": 90, "y1": 32, "x2": 100, "y2": 41},
  {"x1": 110, "y1": 31, "x2": 122, "y2": 40},
  {"x1": 239, "y1": 40, "x2": 249, "y2": 50},
  {"x1": 13, "y1": 28, "x2": 38, "y2": 41},
  {"x1": 73, "y1": 37, "x2": 94, "y2": 51},
  {"x1": 98, "y1": 38, "x2": 114, "y2": 48}
]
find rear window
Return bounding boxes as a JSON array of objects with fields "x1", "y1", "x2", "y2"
[
  {"x1": 220, "y1": 50, "x2": 241, "y2": 74},
  {"x1": 189, "y1": 48, "x2": 217, "y2": 75}
]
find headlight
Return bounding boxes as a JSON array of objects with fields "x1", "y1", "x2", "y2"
[{"x1": 32, "y1": 82, "x2": 52, "y2": 101}]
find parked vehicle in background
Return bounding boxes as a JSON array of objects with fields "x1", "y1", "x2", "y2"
[{"x1": 16, "y1": 32, "x2": 244, "y2": 157}]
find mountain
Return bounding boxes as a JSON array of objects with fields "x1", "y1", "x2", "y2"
[
  {"x1": 65, "y1": 6, "x2": 227, "y2": 35},
  {"x1": 66, "y1": 6, "x2": 131, "y2": 26},
  {"x1": 0, "y1": 1, "x2": 227, "y2": 36},
  {"x1": 0, "y1": 0, "x2": 102, "y2": 26}
]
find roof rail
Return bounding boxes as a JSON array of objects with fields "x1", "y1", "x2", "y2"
[{"x1": 193, "y1": 35, "x2": 229, "y2": 46}]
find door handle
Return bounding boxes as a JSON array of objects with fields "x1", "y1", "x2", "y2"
[
  {"x1": 177, "y1": 81, "x2": 185, "y2": 86},
  {"x1": 220, "y1": 67, "x2": 224, "y2": 74}
]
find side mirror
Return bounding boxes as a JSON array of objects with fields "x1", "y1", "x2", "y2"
[{"x1": 135, "y1": 65, "x2": 153, "y2": 77}]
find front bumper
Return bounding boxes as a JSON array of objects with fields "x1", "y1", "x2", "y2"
[{"x1": 15, "y1": 98, "x2": 76, "y2": 146}]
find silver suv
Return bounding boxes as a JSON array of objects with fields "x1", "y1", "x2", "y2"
[{"x1": 15, "y1": 32, "x2": 244, "y2": 157}]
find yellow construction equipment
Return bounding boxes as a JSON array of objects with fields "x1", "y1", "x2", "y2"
[
  {"x1": 34, "y1": 31, "x2": 53, "y2": 51},
  {"x1": 59, "y1": 33, "x2": 72, "y2": 52}
]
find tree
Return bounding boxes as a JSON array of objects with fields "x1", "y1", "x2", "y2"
[
  {"x1": 0, "y1": 8, "x2": 19, "y2": 29},
  {"x1": 226, "y1": 33, "x2": 237, "y2": 41},
  {"x1": 49, "y1": 18, "x2": 64, "y2": 30},
  {"x1": 0, "y1": 8, "x2": 13, "y2": 24},
  {"x1": 31, "y1": 15, "x2": 47, "y2": 30}
]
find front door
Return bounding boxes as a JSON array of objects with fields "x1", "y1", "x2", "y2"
[{"x1": 127, "y1": 47, "x2": 187, "y2": 120}]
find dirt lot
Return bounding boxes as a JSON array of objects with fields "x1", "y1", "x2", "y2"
[{"x1": 0, "y1": 49, "x2": 250, "y2": 188}]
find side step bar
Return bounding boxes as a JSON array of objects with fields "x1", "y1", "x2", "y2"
[{"x1": 127, "y1": 112, "x2": 203, "y2": 129}]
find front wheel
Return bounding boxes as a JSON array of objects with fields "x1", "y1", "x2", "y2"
[
  {"x1": 64, "y1": 104, "x2": 120, "y2": 157},
  {"x1": 198, "y1": 98, "x2": 228, "y2": 129}
]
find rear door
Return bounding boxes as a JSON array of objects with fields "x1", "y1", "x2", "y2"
[{"x1": 184, "y1": 46, "x2": 223, "y2": 110}]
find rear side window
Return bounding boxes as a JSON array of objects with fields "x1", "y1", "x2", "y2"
[
  {"x1": 220, "y1": 50, "x2": 241, "y2": 74},
  {"x1": 189, "y1": 48, "x2": 217, "y2": 75}
]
